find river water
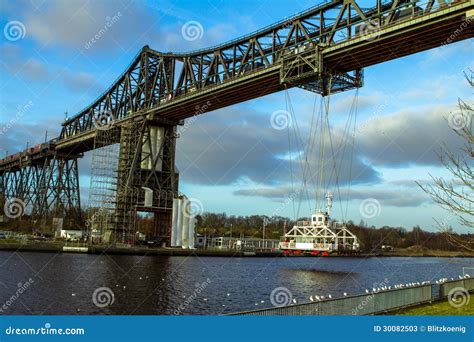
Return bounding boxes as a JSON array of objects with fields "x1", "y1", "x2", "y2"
[{"x1": 0, "y1": 251, "x2": 472, "y2": 315}]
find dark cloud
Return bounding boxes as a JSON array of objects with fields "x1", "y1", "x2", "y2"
[
  {"x1": 347, "y1": 188, "x2": 431, "y2": 207},
  {"x1": 234, "y1": 187, "x2": 296, "y2": 199},
  {"x1": 176, "y1": 107, "x2": 291, "y2": 186},
  {"x1": 233, "y1": 185, "x2": 431, "y2": 208},
  {"x1": 2, "y1": 1, "x2": 468, "y2": 213},
  {"x1": 176, "y1": 106, "x2": 380, "y2": 187},
  {"x1": 177, "y1": 102, "x2": 466, "y2": 190}
]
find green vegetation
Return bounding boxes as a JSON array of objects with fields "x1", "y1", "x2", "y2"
[
  {"x1": 382, "y1": 245, "x2": 473, "y2": 257},
  {"x1": 395, "y1": 298, "x2": 474, "y2": 315},
  {"x1": 188, "y1": 213, "x2": 474, "y2": 254},
  {"x1": 0, "y1": 238, "x2": 22, "y2": 244},
  {"x1": 3, "y1": 211, "x2": 474, "y2": 255}
]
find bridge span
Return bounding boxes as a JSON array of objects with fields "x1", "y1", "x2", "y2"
[{"x1": 1, "y1": 0, "x2": 473, "y2": 244}]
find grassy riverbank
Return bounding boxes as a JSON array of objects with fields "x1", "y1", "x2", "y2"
[
  {"x1": 1, "y1": 239, "x2": 473, "y2": 257},
  {"x1": 381, "y1": 245, "x2": 474, "y2": 257},
  {"x1": 395, "y1": 298, "x2": 474, "y2": 315}
]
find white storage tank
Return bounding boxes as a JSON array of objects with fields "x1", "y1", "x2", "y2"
[{"x1": 171, "y1": 198, "x2": 180, "y2": 246}]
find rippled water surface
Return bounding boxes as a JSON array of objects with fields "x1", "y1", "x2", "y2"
[{"x1": 0, "y1": 251, "x2": 472, "y2": 315}]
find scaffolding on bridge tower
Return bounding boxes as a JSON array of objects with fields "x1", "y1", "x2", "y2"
[
  {"x1": 88, "y1": 117, "x2": 179, "y2": 245},
  {"x1": 2, "y1": 0, "x2": 472, "y2": 245},
  {"x1": 116, "y1": 119, "x2": 179, "y2": 245},
  {"x1": 88, "y1": 126, "x2": 120, "y2": 242}
]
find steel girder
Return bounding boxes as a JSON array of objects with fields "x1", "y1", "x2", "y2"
[
  {"x1": 111, "y1": 120, "x2": 178, "y2": 244},
  {"x1": 1, "y1": 0, "x2": 472, "y2": 240},
  {"x1": 0, "y1": 155, "x2": 82, "y2": 230},
  {"x1": 60, "y1": 52, "x2": 175, "y2": 140},
  {"x1": 58, "y1": 0, "x2": 472, "y2": 139}
]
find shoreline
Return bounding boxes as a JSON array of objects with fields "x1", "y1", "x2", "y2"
[{"x1": 0, "y1": 242, "x2": 472, "y2": 258}]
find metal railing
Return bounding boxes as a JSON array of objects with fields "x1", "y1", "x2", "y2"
[
  {"x1": 439, "y1": 278, "x2": 474, "y2": 298},
  {"x1": 234, "y1": 276, "x2": 474, "y2": 316},
  {"x1": 233, "y1": 284, "x2": 435, "y2": 316}
]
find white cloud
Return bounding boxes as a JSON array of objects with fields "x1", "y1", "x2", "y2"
[
  {"x1": 62, "y1": 70, "x2": 96, "y2": 91},
  {"x1": 22, "y1": 0, "x2": 155, "y2": 52},
  {"x1": 0, "y1": 44, "x2": 49, "y2": 81},
  {"x1": 356, "y1": 104, "x2": 466, "y2": 167}
]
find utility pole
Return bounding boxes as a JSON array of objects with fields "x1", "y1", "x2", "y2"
[{"x1": 263, "y1": 217, "x2": 267, "y2": 246}]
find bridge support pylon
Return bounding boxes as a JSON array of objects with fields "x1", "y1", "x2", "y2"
[
  {"x1": 0, "y1": 151, "x2": 83, "y2": 233},
  {"x1": 95, "y1": 119, "x2": 179, "y2": 245},
  {"x1": 33, "y1": 155, "x2": 82, "y2": 231}
]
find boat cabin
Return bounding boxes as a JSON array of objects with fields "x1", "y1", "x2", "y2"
[{"x1": 311, "y1": 211, "x2": 329, "y2": 226}]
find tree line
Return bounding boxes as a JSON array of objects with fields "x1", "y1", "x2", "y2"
[{"x1": 193, "y1": 212, "x2": 473, "y2": 252}]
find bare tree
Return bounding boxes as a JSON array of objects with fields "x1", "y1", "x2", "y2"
[{"x1": 418, "y1": 71, "x2": 473, "y2": 251}]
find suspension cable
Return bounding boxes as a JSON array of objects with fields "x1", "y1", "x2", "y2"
[
  {"x1": 283, "y1": 76, "x2": 359, "y2": 223},
  {"x1": 345, "y1": 91, "x2": 359, "y2": 219},
  {"x1": 316, "y1": 76, "x2": 332, "y2": 210},
  {"x1": 285, "y1": 89, "x2": 296, "y2": 219},
  {"x1": 325, "y1": 89, "x2": 359, "y2": 221}
]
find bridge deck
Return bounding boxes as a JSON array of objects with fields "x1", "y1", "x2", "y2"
[{"x1": 0, "y1": 1, "x2": 473, "y2": 170}]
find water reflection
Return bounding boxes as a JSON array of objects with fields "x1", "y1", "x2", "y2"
[{"x1": 0, "y1": 252, "x2": 472, "y2": 315}]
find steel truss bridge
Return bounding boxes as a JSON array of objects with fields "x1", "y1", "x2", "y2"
[{"x1": 1, "y1": 0, "x2": 473, "y2": 244}]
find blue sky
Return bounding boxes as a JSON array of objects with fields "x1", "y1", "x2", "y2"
[{"x1": 0, "y1": 0, "x2": 472, "y2": 232}]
